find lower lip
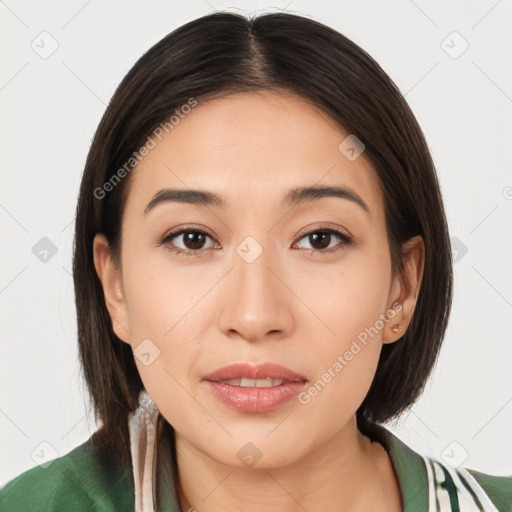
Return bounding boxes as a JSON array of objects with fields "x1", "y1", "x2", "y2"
[{"x1": 204, "y1": 380, "x2": 307, "y2": 413}]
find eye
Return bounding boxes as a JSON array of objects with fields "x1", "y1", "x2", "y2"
[
  {"x1": 293, "y1": 226, "x2": 353, "y2": 255},
  {"x1": 157, "y1": 224, "x2": 353, "y2": 257},
  {"x1": 158, "y1": 227, "x2": 217, "y2": 256}
]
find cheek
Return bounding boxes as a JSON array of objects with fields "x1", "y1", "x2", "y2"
[
  {"x1": 292, "y1": 246, "x2": 391, "y2": 412},
  {"x1": 120, "y1": 247, "x2": 216, "y2": 420},
  {"x1": 123, "y1": 262, "x2": 203, "y2": 374},
  {"x1": 122, "y1": 243, "x2": 208, "y2": 339},
  {"x1": 292, "y1": 243, "x2": 392, "y2": 349}
]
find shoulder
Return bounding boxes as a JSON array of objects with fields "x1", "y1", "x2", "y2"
[
  {"x1": 423, "y1": 454, "x2": 512, "y2": 511},
  {"x1": 463, "y1": 466, "x2": 512, "y2": 511},
  {"x1": 377, "y1": 424, "x2": 512, "y2": 511},
  {"x1": 0, "y1": 438, "x2": 135, "y2": 512}
]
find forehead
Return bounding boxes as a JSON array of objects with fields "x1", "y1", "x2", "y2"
[{"x1": 124, "y1": 90, "x2": 384, "y2": 220}]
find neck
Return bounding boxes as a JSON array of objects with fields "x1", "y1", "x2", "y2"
[{"x1": 174, "y1": 416, "x2": 402, "y2": 512}]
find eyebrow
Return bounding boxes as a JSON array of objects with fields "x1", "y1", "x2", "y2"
[{"x1": 144, "y1": 185, "x2": 370, "y2": 215}]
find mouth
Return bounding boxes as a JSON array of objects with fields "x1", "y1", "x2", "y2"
[
  {"x1": 202, "y1": 363, "x2": 308, "y2": 413},
  {"x1": 216, "y1": 377, "x2": 288, "y2": 387},
  {"x1": 203, "y1": 362, "x2": 307, "y2": 382}
]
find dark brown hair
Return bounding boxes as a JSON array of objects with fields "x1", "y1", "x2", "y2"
[{"x1": 73, "y1": 11, "x2": 453, "y2": 467}]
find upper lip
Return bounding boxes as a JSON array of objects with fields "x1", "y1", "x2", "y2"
[{"x1": 203, "y1": 363, "x2": 307, "y2": 383}]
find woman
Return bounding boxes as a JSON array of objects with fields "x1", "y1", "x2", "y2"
[{"x1": 1, "y1": 11, "x2": 510, "y2": 512}]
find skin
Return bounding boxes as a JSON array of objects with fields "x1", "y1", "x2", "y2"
[{"x1": 94, "y1": 90, "x2": 424, "y2": 511}]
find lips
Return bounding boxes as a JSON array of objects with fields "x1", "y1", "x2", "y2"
[
  {"x1": 203, "y1": 363, "x2": 307, "y2": 383},
  {"x1": 202, "y1": 363, "x2": 308, "y2": 413}
]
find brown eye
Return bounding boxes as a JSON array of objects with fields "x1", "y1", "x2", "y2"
[
  {"x1": 306, "y1": 232, "x2": 332, "y2": 250},
  {"x1": 180, "y1": 231, "x2": 209, "y2": 250},
  {"x1": 295, "y1": 228, "x2": 352, "y2": 253},
  {"x1": 160, "y1": 228, "x2": 216, "y2": 256},
  {"x1": 158, "y1": 225, "x2": 352, "y2": 257}
]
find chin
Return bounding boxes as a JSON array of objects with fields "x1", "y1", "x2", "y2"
[{"x1": 196, "y1": 430, "x2": 313, "y2": 471}]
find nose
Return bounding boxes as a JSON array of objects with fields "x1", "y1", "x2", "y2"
[{"x1": 217, "y1": 237, "x2": 295, "y2": 344}]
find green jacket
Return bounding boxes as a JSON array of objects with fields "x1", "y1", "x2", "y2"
[{"x1": 1, "y1": 395, "x2": 511, "y2": 511}]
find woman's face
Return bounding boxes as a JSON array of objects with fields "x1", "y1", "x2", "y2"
[{"x1": 94, "y1": 90, "x2": 422, "y2": 468}]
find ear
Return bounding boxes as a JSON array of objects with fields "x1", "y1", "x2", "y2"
[
  {"x1": 383, "y1": 235, "x2": 425, "y2": 344},
  {"x1": 93, "y1": 233, "x2": 131, "y2": 345}
]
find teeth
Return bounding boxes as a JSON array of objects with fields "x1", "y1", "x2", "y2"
[{"x1": 218, "y1": 378, "x2": 284, "y2": 388}]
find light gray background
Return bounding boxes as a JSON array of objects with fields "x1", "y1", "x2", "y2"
[{"x1": 1, "y1": 0, "x2": 511, "y2": 486}]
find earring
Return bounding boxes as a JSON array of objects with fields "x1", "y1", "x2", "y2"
[{"x1": 391, "y1": 323, "x2": 402, "y2": 333}]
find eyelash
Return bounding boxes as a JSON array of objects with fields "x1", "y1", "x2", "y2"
[{"x1": 157, "y1": 224, "x2": 353, "y2": 257}]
